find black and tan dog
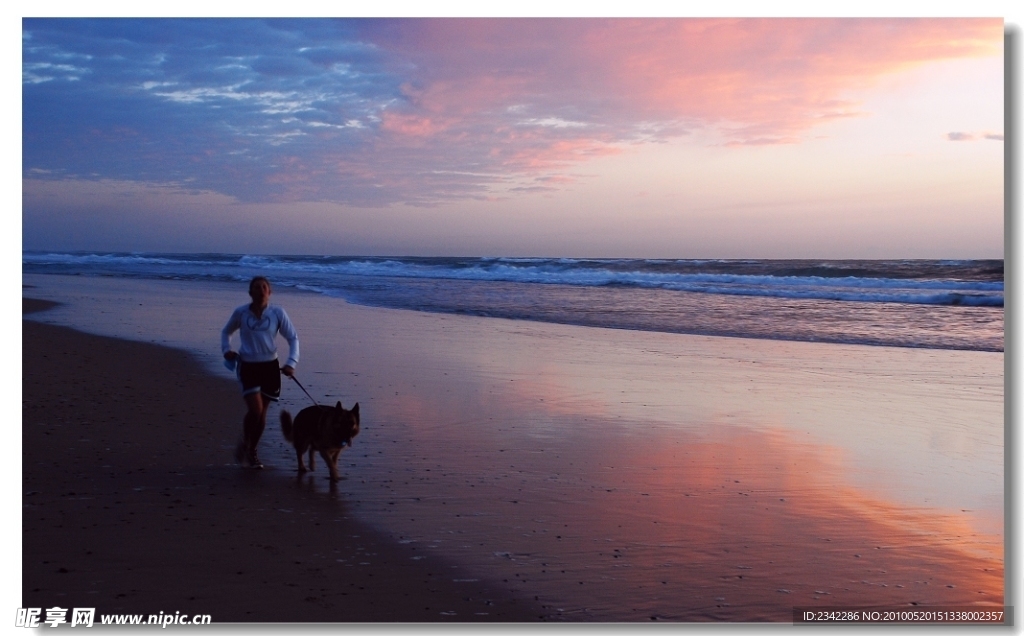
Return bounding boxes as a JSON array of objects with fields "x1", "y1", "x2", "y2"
[{"x1": 280, "y1": 402, "x2": 360, "y2": 481}]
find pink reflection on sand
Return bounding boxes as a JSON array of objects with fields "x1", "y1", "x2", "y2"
[{"x1": 352, "y1": 386, "x2": 1002, "y2": 620}]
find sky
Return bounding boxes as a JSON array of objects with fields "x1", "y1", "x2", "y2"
[{"x1": 20, "y1": 16, "x2": 1006, "y2": 258}]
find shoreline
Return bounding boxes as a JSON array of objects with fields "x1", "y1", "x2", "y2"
[
  {"x1": 22, "y1": 263, "x2": 1004, "y2": 353},
  {"x1": 22, "y1": 299, "x2": 543, "y2": 622}
]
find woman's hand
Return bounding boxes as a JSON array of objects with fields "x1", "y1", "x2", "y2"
[
  {"x1": 281, "y1": 365, "x2": 295, "y2": 377},
  {"x1": 224, "y1": 351, "x2": 239, "y2": 361}
]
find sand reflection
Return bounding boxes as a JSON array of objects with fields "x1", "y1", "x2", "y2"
[{"x1": 333, "y1": 386, "x2": 1002, "y2": 621}]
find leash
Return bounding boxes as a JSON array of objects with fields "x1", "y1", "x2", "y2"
[{"x1": 283, "y1": 369, "x2": 320, "y2": 407}]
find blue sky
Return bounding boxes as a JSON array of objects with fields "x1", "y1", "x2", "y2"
[{"x1": 24, "y1": 20, "x2": 410, "y2": 205}]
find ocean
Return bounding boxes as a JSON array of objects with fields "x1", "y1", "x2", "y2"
[{"x1": 23, "y1": 252, "x2": 1004, "y2": 352}]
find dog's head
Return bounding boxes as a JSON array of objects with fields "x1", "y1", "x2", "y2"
[{"x1": 327, "y1": 401, "x2": 360, "y2": 447}]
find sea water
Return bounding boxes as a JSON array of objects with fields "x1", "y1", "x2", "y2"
[{"x1": 23, "y1": 253, "x2": 1004, "y2": 352}]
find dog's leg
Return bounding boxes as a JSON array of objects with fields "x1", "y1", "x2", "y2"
[
  {"x1": 308, "y1": 448, "x2": 316, "y2": 471},
  {"x1": 296, "y1": 448, "x2": 307, "y2": 474},
  {"x1": 330, "y1": 450, "x2": 341, "y2": 481},
  {"x1": 321, "y1": 449, "x2": 339, "y2": 481}
]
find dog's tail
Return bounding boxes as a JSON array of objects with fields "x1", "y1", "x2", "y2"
[{"x1": 280, "y1": 410, "x2": 294, "y2": 443}]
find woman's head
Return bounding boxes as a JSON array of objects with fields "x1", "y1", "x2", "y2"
[{"x1": 249, "y1": 276, "x2": 272, "y2": 304}]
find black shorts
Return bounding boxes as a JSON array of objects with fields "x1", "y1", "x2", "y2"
[{"x1": 238, "y1": 360, "x2": 281, "y2": 401}]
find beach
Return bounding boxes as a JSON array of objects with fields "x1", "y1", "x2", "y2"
[
  {"x1": 22, "y1": 298, "x2": 541, "y2": 622},
  {"x1": 21, "y1": 274, "x2": 1005, "y2": 622}
]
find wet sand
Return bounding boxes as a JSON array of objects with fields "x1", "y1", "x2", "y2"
[
  {"x1": 22, "y1": 298, "x2": 541, "y2": 622},
  {"x1": 21, "y1": 276, "x2": 1005, "y2": 623}
]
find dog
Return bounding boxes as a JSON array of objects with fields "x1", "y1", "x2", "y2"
[{"x1": 280, "y1": 402, "x2": 360, "y2": 481}]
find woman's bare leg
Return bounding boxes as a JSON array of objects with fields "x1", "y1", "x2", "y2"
[{"x1": 240, "y1": 392, "x2": 266, "y2": 467}]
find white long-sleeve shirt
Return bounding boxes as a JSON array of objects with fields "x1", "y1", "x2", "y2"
[{"x1": 221, "y1": 304, "x2": 299, "y2": 368}]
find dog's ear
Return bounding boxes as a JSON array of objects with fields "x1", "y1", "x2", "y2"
[
  {"x1": 352, "y1": 403, "x2": 359, "y2": 417},
  {"x1": 336, "y1": 401, "x2": 343, "y2": 410}
]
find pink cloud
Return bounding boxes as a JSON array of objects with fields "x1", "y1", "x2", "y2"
[
  {"x1": 369, "y1": 18, "x2": 1002, "y2": 146},
  {"x1": 380, "y1": 111, "x2": 449, "y2": 138},
  {"x1": 496, "y1": 137, "x2": 623, "y2": 172},
  {"x1": 274, "y1": 19, "x2": 1005, "y2": 205}
]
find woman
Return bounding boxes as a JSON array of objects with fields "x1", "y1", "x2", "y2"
[{"x1": 221, "y1": 276, "x2": 299, "y2": 468}]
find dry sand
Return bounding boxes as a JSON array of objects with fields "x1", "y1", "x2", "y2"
[{"x1": 22, "y1": 298, "x2": 542, "y2": 623}]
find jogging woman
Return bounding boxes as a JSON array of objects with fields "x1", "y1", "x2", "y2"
[{"x1": 221, "y1": 276, "x2": 299, "y2": 468}]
